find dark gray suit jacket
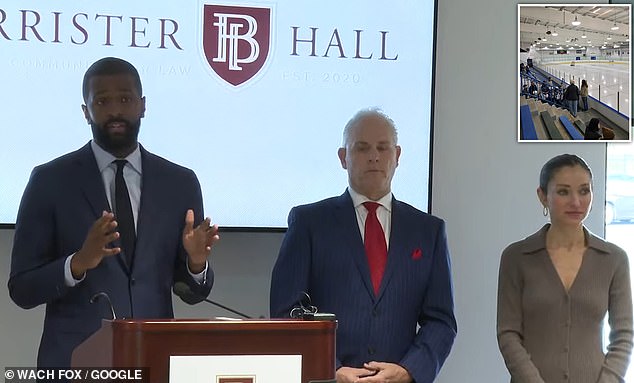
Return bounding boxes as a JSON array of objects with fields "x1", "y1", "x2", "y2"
[{"x1": 9, "y1": 142, "x2": 213, "y2": 370}]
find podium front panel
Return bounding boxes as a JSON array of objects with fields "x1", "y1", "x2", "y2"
[{"x1": 72, "y1": 319, "x2": 336, "y2": 383}]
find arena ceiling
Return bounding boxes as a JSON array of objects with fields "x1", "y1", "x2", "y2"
[{"x1": 519, "y1": 5, "x2": 630, "y2": 51}]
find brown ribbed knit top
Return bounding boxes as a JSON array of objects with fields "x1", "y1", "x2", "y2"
[{"x1": 497, "y1": 224, "x2": 633, "y2": 383}]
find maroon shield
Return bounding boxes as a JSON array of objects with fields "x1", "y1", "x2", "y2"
[{"x1": 203, "y1": 4, "x2": 271, "y2": 86}]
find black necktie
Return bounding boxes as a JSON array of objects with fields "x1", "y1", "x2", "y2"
[{"x1": 114, "y1": 160, "x2": 136, "y2": 266}]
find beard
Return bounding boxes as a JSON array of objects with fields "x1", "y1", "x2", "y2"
[{"x1": 91, "y1": 117, "x2": 141, "y2": 156}]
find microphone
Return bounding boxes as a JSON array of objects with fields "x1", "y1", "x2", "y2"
[
  {"x1": 290, "y1": 291, "x2": 336, "y2": 321},
  {"x1": 90, "y1": 292, "x2": 117, "y2": 320},
  {"x1": 173, "y1": 282, "x2": 252, "y2": 319}
]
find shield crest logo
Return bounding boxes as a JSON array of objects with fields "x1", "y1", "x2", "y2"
[{"x1": 202, "y1": 4, "x2": 272, "y2": 87}]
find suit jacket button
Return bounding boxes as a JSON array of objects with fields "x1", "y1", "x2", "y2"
[
  {"x1": 130, "y1": 278, "x2": 136, "y2": 285},
  {"x1": 367, "y1": 347, "x2": 375, "y2": 355}
]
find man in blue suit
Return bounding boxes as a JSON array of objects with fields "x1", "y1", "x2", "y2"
[
  {"x1": 270, "y1": 109, "x2": 456, "y2": 383},
  {"x1": 8, "y1": 57, "x2": 219, "y2": 374}
]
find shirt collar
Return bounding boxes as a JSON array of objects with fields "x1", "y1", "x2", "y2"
[
  {"x1": 522, "y1": 223, "x2": 612, "y2": 254},
  {"x1": 347, "y1": 187, "x2": 392, "y2": 212},
  {"x1": 90, "y1": 140, "x2": 142, "y2": 175}
]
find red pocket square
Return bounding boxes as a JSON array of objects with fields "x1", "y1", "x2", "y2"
[{"x1": 412, "y1": 248, "x2": 423, "y2": 260}]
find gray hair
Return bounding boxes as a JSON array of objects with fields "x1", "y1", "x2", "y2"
[{"x1": 342, "y1": 108, "x2": 398, "y2": 147}]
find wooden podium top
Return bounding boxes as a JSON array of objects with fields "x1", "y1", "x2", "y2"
[{"x1": 103, "y1": 317, "x2": 336, "y2": 331}]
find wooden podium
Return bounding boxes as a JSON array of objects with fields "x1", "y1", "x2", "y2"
[{"x1": 71, "y1": 319, "x2": 336, "y2": 383}]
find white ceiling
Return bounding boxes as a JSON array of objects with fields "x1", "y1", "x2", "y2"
[{"x1": 519, "y1": 5, "x2": 630, "y2": 51}]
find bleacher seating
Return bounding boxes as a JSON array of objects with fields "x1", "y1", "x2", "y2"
[
  {"x1": 520, "y1": 105, "x2": 538, "y2": 140},
  {"x1": 558, "y1": 116, "x2": 583, "y2": 140},
  {"x1": 574, "y1": 120, "x2": 586, "y2": 135},
  {"x1": 540, "y1": 111, "x2": 563, "y2": 140},
  {"x1": 520, "y1": 73, "x2": 565, "y2": 110}
]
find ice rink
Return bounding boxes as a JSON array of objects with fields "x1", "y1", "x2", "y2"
[{"x1": 542, "y1": 60, "x2": 630, "y2": 117}]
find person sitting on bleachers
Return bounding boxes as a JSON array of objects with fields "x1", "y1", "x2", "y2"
[
  {"x1": 528, "y1": 82, "x2": 538, "y2": 96},
  {"x1": 601, "y1": 126, "x2": 615, "y2": 140},
  {"x1": 584, "y1": 118, "x2": 602, "y2": 140},
  {"x1": 540, "y1": 83, "x2": 550, "y2": 101}
]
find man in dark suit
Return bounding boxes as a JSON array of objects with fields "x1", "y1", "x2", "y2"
[
  {"x1": 270, "y1": 109, "x2": 457, "y2": 383},
  {"x1": 8, "y1": 57, "x2": 219, "y2": 372}
]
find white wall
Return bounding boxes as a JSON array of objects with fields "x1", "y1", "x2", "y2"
[{"x1": 0, "y1": 0, "x2": 611, "y2": 381}]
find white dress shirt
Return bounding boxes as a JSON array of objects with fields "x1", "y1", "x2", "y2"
[
  {"x1": 64, "y1": 141, "x2": 206, "y2": 285},
  {"x1": 347, "y1": 187, "x2": 392, "y2": 248}
]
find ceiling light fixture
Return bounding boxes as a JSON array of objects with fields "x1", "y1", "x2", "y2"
[{"x1": 572, "y1": 15, "x2": 581, "y2": 26}]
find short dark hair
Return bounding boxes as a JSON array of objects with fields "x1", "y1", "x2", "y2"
[
  {"x1": 82, "y1": 57, "x2": 142, "y2": 102},
  {"x1": 539, "y1": 154, "x2": 592, "y2": 193}
]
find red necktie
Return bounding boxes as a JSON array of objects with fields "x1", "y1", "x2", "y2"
[{"x1": 363, "y1": 202, "x2": 387, "y2": 295}]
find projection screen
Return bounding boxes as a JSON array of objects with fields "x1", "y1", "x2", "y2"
[{"x1": 0, "y1": 0, "x2": 436, "y2": 228}]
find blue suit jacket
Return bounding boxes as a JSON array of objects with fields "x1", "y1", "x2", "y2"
[
  {"x1": 270, "y1": 191, "x2": 456, "y2": 383},
  {"x1": 8, "y1": 143, "x2": 213, "y2": 370}
]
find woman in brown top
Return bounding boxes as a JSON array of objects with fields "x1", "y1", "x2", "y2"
[
  {"x1": 497, "y1": 154, "x2": 633, "y2": 383},
  {"x1": 580, "y1": 80, "x2": 589, "y2": 111}
]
